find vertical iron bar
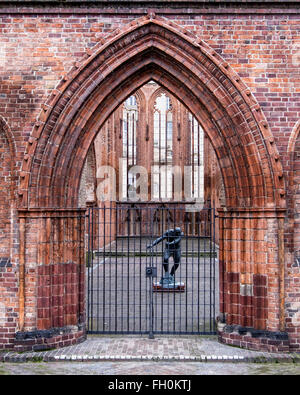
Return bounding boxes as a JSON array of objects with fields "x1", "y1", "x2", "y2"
[
  {"x1": 160, "y1": 208, "x2": 164, "y2": 332},
  {"x1": 87, "y1": 208, "x2": 91, "y2": 331},
  {"x1": 149, "y1": 206, "x2": 154, "y2": 339},
  {"x1": 121, "y1": 206, "x2": 124, "y2": 333},
  {"x1": 115, "y1": 207, "x2": 118, "y2": 332},
  {"x1": 197, "y1": 210, "x2": 200, "y2": 333},
  {"x1": 146, "y1": 207, "x2": 150, "y2": 334},
  {"x1": 139, "y1": 207, "x2": 142, "y2": 332},
  {"x1": 103, "y1": 206, "x2": 106, "y2": 332},
  {"x1": 153, "y1": 209, "x2": 157, "y2": 333},
  {"x1": 92, "y1": 208, "x2": 95, "y2": 332},
  {"x1": 127, "y1": 207, "x2": 130, "y2": 332},
  {"x1": 133, "y1": 206, "x2": 136, "y2": 332},
  {"x1": 166, "y1": 207, "x2": 170, "y2": 333},
  {"x1": 92, "y1": 207, "x2": 100, "y2": 331},
  {"x1": 213, "y1": 208, "x2": 216, "y2": 332},
  {"x1": 211, "y1": 207, "x2": 216, "y2": 332},
  {"x1": 204, "y1": 209, "x2": 207, "y2": 333},
  {"x1": 173, "y1": 205, "x2": 176, "y2": 333},
  {"x1": 185, "y1": 209, "x2": 188, "y2": 333},
  {"x1": 179, "y1": 207, "x2": 183, "y2": 333},
  {"x1": 197, "y1": 123, "x2": 200, "y2": 200},
  {"x1": 191, "y1": 210, "x2": 194, "y2": 333},
  {"x1": 109, "y1": 203, "x2": 112, "y2": 332},
  {"x1": 209, "y1": 208, "x2": 212, "y2": 332},
  {"x1": 90, "y1": 208, "x2": 94, "y2": 332}
]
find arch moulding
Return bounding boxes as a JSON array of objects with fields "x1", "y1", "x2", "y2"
[
  {"x1": 0, "y1": 116, "x2": 16, "y2": 200},
  {"x1": 19, "y1": 14, "x2": 285, "y2": 210}
]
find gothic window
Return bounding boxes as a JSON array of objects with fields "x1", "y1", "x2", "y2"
[
  {"x1": 188, "y1": 113, "x2": 204, "y2": 202},
  {"x1": 152, "y1": 92, "x2": 173, "y2": 200},
  {"x1": 122, "y1": 95, "x2": 138, "y2": 200}
]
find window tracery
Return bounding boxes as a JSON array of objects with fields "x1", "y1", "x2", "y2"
[
  {"x1": 121, "y1": 95, "x2": 138, "y2": 200},
  {"x1": 152, "y1": 92, "x2": 173, "y2": 200}
]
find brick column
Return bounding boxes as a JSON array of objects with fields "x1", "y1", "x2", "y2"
[
  {"x1": 218, "y1": 208, "x2": 289, "y2": 352},
  {"x1": 15, "y1": 209, "x2": 86, "y2": 351}
]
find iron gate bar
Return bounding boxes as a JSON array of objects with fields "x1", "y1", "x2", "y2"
[{"x1": 87, "y1": 204, "x2": 217, "y2": 335}]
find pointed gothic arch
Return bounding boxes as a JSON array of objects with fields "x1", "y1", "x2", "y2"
[
  {"x1": 19, "y1": 15, "x2": 284, "y2": 210},
  {"x1": 17, "y1": 15, "x2": 288, "y2": 347}
]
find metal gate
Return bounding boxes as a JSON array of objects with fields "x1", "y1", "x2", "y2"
[{"x1": 86, "y1": 204, "x2": 217, "y2": 335}]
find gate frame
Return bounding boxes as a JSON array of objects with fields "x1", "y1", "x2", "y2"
[{"x1": 86, "y1": 204, "x2": 217, "y2": 337}]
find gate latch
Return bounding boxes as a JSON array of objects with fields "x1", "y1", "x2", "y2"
[{"x1": 146, "y1": 267, "x2": 157, "y2": 278}]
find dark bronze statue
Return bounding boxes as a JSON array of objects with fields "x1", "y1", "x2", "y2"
[{"x1": 147, "y1": 227, "x2": 184, "y2": 290}]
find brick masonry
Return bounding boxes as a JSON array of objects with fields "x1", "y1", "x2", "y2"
[{"x1": 0, "y1": 1, "x2": 299, "y2": 352}]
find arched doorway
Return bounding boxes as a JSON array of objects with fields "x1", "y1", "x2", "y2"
[
  {"x1": 18, "y1": 15, "x2": 286, "y2": 350},
  {"x1": 82, "y1": 83, "x2": 222, "y2": 335}
]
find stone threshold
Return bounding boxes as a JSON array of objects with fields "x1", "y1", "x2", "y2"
[{"x1": 1, "y1": 351, "x2": 299, "y2": 364}]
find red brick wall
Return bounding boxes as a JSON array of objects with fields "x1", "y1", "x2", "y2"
[
  {"x1": 285, "y1": 129, "x2": 300, "y2": 351},
  {"x1": 0, "y1": 11, "x2": 299, "y2": 167},
  {"x1": 0, "y1": 119, "x2": 17, "y2": 349},
  {"x1": 15, "y1": 209, "x2": 86, "y2": 351},
  {"x1": 293, "y1": 136, "x2": 300, "y2": 259},
  {"x1": 0, "y1": 3, "x2": 299, "y2": 351},
  {"x1": 0, "y1": 126, "x2": 12, "y2": 256}
]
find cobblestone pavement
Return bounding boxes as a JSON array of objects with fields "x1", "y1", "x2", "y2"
[
  {"x1": 0, "y1": 361, "x2": 300, "y2": 375},
  {"x1": 1, "y1": 335, "x2": 300, "y2": 364}
]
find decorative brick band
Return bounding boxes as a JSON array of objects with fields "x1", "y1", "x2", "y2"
[
  {"x1": 0, "y1": 1, "x2": 299, "y2": 15},
  {"x1": 14, "y1": 324, "x2": 86, "y2": 352},
  {"x1": 218, "y1": 323, "x2": 290, "y2": 353}
]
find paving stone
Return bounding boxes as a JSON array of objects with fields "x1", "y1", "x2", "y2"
[{"x1": 0, "y1": 335, "x2": 299, "y2": 364}]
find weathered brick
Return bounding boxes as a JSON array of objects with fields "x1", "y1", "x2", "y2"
[{"x1": 0, "y1": 2, "x2": 299, "y2": 353}]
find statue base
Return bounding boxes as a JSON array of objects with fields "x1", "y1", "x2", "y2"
[{"x1": 153, "y1": 280, "x2": 185, "y2": 292}]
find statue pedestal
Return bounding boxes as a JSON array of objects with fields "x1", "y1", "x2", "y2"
[{"x1": 153, "y1": 280, "x2": 185, "y2": 292}]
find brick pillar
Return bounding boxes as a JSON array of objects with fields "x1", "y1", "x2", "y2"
[
  {"x1": 15, "y1": 209, "x2": 86, "y2": 351},
  {"x1": 218, "y1": 208, "x2": 289, "y2": 352}
]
